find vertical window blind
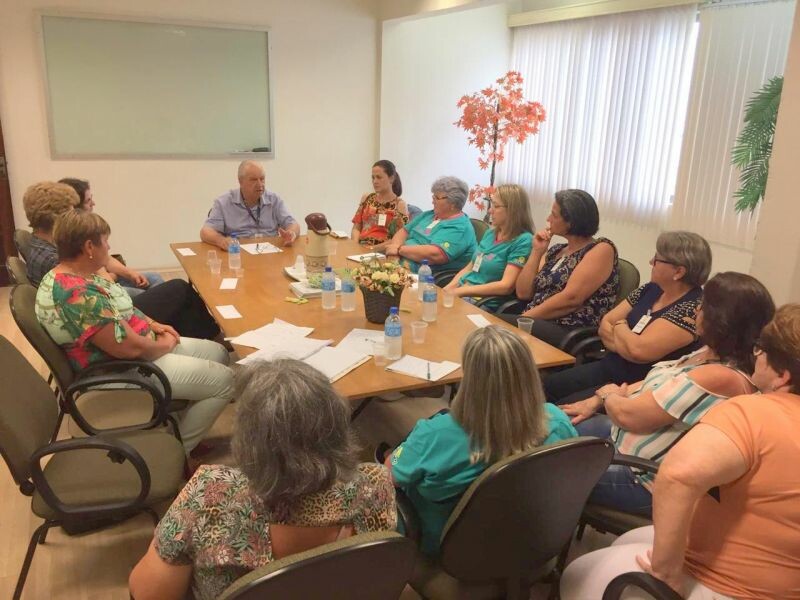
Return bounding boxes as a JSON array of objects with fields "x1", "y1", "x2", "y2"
[
  {"x1": 670, "y1": 0, "x2": 794, "y2": 251},
  {"x1": 499, "y1": 5, "x2": 698, "y2": 225}
]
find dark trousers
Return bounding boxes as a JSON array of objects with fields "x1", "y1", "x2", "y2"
[
  {"x1": 497, "y1": 313, "x2": 573, "y2": 349},
  {"x1": 132, "y1": 279, "x2": 220, "y2": 340},
  {"x1": 543, "y1": 359, "x2": 617, "y2": 405}
]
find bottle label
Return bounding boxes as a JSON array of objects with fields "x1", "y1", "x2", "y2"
[
  {"x1": 322, "y1": 279, "x2": 335, "y2": 291},
  {"x1": 342, "y1": 281, "x2": 356, "y2": 293},
  {"x1": 385, "y1": 324, "x2": 402, "y2": 337},
  {"x1": 423, "y1": 289, "x2": 437, "y2": 302}
]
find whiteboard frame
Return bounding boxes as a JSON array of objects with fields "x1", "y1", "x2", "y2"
[{"x1": 37, "y1": 10, "x2": 276, "y2": 160}]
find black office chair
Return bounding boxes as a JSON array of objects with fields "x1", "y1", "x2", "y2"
[
  {"x1": 603, "y1": 572, "x2": 682, "y2": 600},
  {"x1": 14, "y1": 229, "x2": 33, "y2": 262},
  {"x1": 218, "y1": 531, "x2": 417, "y2": 600},
  {"x1": 407, "y1": 437, "x2": 615, "y2": 600},
  {"x1": 6, "y1": 256, "x2": 30, "y2": 285}
]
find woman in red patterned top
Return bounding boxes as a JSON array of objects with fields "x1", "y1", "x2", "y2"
[{"x1": 351, "y1": 160, "x2": 409, "y2": 245}]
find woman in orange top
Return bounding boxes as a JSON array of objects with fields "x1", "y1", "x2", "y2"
[
  {"x1": 351, "y1": 160, "x2": 409, "y2": 245},
  {"x1": 560, "y1": 304, "x2": 800, "y2": 599}
]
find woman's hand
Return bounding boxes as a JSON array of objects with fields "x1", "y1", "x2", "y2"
[
  {"x1": 596, "y1": 383, "x2": 625, "y2": 398},
  {"x1": 384, "y1": 243, "x2": 401, "y2": 256},
  {"x1": 636, "y1": 549, "x2": 685, "y2": 597},
  {"x1": 155, "y1": 331, "x2": 179, "y2": 353},
  {"x1": 371, "y1": 241, "x2": 387, "y2": 252},
  {"x1": 150, "y1": 321, "x2": 180, "y2": 342},
  {"x1": 127, "y1": 269, "x2": 150, "y2": 288},
  {"x1": 532, "y1": 228, "x2": 552, "y2": 253},
  {"x1": 561, "y1": 395, "x2": 604, "y2": 425}
]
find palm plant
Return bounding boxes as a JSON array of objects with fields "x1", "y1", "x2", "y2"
[{"x1": 731, "y1": 76, "x2": 783, "y2": 212}]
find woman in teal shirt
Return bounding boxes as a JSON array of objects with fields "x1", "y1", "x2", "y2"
[
  {"x1": 444, "y1": 184, "x2": 534, "y2": 310},
  {"x1": 374, "y1": 176, "x2": 477, "y2": 274},
  {"x1": 385, "y1": 325, "x2": 577, "y2": 556}
]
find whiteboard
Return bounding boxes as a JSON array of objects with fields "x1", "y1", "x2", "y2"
[{"x1": 40, "y1": 14, "x2": 273, "y2": 158}]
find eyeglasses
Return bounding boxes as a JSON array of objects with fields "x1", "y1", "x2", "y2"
[
  {"x1": 432, "y1": 194, "x2": 449, "y2": 202},
  {"x1": 650, "y1": 255, "x2": 677, "y2": 267}
]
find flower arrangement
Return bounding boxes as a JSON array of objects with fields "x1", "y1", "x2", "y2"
[
  {"x1": 351, "y1": 259, "x2": 410, "y2": 297},
  {"x1": 455, "y1": 71, "x2": 546, "y2": 213}
]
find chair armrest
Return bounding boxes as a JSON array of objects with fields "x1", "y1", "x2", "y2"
[
  {"x1": 395, "y1": 487, "x2": 421, "y2": 545},
  {"x1": 65, "y1": 371, "x2": 170, "y2": 436},
  {"x1": 80, "y1": 359, "x2": 172, "y2": 399},
  {"x1": 433, "y1": 269, "x2": 458, "y2": 287},
  {"x1": 603, "y1": 572, "x2": 682, "y2": 600},
  {"x1": 495, "y1": 299, "x2": 527, "y2": 316},
  {"x1": 558, "y1": 326, "x2": 599, "y2": 351},
  {"x1": 29, "y1": 436, "x2": 150, "y2": 518},
  {"x1": 473, "y1": 295, "x2": 517, "y2": 312},
  {"x1": 612, "y1": 453, "x2": 660, "y2": 475}
]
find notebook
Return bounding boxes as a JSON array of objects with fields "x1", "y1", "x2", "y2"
[
  {"x1": 289, "y1": 279, "x2": 342, "y2": 299},
  {"x1": 236, "y1": 337, "x2": 333, "y2": 365},
  {"x1": 385, "y1": 355, "x2": 460, "y2": 381},
  {"x1": 303, "y1": 346, "x2": 371, "y2": 382}
]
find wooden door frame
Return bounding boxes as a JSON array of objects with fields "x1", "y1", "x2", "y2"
[{"x1": 0, "y1": 117, "x2": 16, "y2": 286}]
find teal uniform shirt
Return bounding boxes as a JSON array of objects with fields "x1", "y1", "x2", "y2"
[
  {"x1": 390, "y1": 405, "x2": 577, "y2": 556},
  {"x1": 458, "y1": 229, "x2": 533, "y2": 309},
  {"x1": 400, "y1": 210, "x2": 477, "y2": 274}
]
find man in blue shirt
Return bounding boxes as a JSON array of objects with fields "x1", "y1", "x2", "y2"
[{"x1": 200, "y1": 161, "x2": 300, "y2": 251}]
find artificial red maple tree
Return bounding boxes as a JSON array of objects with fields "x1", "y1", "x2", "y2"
[{"x1": 455, "y1": 71, "x2": 546, "y2": 212}]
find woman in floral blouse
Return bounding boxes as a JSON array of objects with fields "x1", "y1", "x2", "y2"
[
  {"x1": 129, "y1": 359, "x2": 396, "y2": 600},
  {"x1": 351, "y1": 160, "x2": 409, "y2": 245},
  {"x1": 512, "y1": 189, "x2": 619, "y2": 348}
]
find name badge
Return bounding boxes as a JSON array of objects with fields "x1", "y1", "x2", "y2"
[
  {"x1": 473, "y1": 254, "x2": 484, "y2": 272},
  {"x1": 425, "y1": 219, "x2": 441, "y2": 234},
  {"x1": 631, "y1": 314, "x2": 652, "y2": 334},
  {"x1": 377, "y1": 213, "x2": 387, "y2": 227}
]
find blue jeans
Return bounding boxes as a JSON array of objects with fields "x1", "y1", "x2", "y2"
[
  {"x1": 588, "y1": 464, "x2": 653, "y2": 516},
  {"x1": 576, "y1": 414, "x2": 612, "y2": 439}
]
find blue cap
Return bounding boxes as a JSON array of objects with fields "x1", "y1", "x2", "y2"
[
  {"x1": 422, "y1": 259, "x2": 429, "y2": 265},
  {"x1": 390, "y1": 307, "x2": 399, "y2": 314},
  {"x1": 324, "y1": 266, "x2": 332, "y2": 272}
]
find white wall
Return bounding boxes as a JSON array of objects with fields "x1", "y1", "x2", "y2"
[
  {"x1": 379, "y1": 2, "x2": 513, "y2": 217},
  {"x1": 0, "y1": 0, "x2": 378, "y2": 268}
]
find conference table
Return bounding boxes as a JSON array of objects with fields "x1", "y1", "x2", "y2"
[{"x1": 171, "y1": 237, "x2": 574, "y2": 401}]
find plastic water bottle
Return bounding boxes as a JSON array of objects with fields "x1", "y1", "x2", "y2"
[
  {"x1": 422, "y1": 276, "x2": 438, "y2": 323},
  {"x1": 417, "y1": 259, "x2": 432, "y2": 301},
  {"x1": 384, "y1": 307, "x2": 403, "y2": 360},
  {"x1": 321, "y1": 266, "x2": 336, "y2": 310},
  {"x1": 341, "y1": 273, "x2": 356, "y2": 312},
  {"x1": 228, "y1": 235, "x2": 241, "y2": 270}
]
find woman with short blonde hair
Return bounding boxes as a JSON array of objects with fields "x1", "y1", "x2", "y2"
[
  {"x1": 387, "y1": 325, "x2": 577, "y2": 556},
  {"x1": 444, "y1": 184, "x2": 535, "y2": 310}
]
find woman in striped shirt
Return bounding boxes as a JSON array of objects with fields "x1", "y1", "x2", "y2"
[{"x1": 571, "y1": 272, "x2": 775, "y2": 516}]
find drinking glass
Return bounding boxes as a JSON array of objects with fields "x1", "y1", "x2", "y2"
[
  {"x1": 209, "y1": 258, "x2": 222, "y2": 275},
  {"x1": 372, "y1": 341, "x2": 388, "y2": 366},
  {"x1": 516, "y1": 317, "x2": 534, "y2": 334},
  {"x1": 411, "y1": 321, "x2": 428, "y2": 343},
  {"x1": 207, "y1": 250, "x2": 218, "y2": 264},
  {"x1": 442, "y1": 290, "x2": 455, "y2": 308}
]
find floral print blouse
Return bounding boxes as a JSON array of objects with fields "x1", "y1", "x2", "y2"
[
  {"x1": 34, "y1": 270, "x2": 153, "y2": 370},
  {"x1": 528, "y1": 237, "x2": 619, "y2": 328},
  {"x1": 351, "y1": 193, "x2": 408, "y2": 244},
  {"x1": 155, "y1": 464, "x2": 397, "y2": 600}
]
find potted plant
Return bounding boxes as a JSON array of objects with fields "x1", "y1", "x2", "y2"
[
  {"x1": 455, "y1": 71, "x2": 546, "y2": 217},
  {"x1": 351, "y1": 259, "x2": 411, "y2": 323}
]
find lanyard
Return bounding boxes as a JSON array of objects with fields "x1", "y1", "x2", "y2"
[{"x1": 245, "y1": 201, "x2": 262, "y2": 227}]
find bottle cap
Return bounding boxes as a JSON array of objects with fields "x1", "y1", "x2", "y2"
[
  {"x1": 390, "y1": 307, "x2": 399, "y2": 314},
  {"x1": 324, "y1": 266, "x2": 332, "y2": 272},
  {"x1": 422, "y1": 259, "x2": 429, "y2": 265}
]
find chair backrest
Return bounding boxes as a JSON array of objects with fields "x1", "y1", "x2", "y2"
[
  {"x1": 219, "y1": 531, "x2": 416, "y2": 600},
  {"x1": 407, "y1": 204, "x2": 423, "y2": 221},
  {"x1": 0, "y1": 335, "x2": 60, "y2": 488},
  {"x1": 10, "y1": 284, "x2": 76, "y2": 393},
  {"x1": 470, "y1": 218, "x2": 489, "y2": 241},
  {"x1": 6, "y1": 256, "x2": 31, "y2": 285},
  {"x1": 439, "y1": 437, "x2": 614, "y2": 585},
  {"x1": 14, "y1": 229, "x2": 33, "y2": 262},
  {"x1": 616, "y1": 258, "x2": 640, "y2": 306}
]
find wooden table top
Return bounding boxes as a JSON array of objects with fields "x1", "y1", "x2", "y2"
[{"x1": 171, "y1": 237, "x2": 574, "y2": 400}]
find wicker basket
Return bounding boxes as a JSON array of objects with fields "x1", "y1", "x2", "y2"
[{"x1": 360, "y1": 286, "x2": 403, "y2": 324}]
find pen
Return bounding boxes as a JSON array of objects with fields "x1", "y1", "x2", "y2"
[{"x1": 427, "y1": 361, "x2": 431, "y2": 381}]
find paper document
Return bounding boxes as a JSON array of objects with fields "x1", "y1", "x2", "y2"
[
  {"x1": 336, "y1": 328, "x2": 386, "y2": 355},
  {"x1": 237, "y1": 336, "x2": 333, "y2": 365},
  {"x1": 330, "y1": 230, "x2": 349, "y2": 239},
  {"x1": 303, "y1": 346, "x2": 370, "y2": 383},
  {"x1": 290, "y1": 279, "x2": 342, "y2": 299},
  {"x1": 216, "y1": 305, "x2": 242, "y2": 319},
  {"x1": 386, "y1": 355, "x2": 460, "y2": 381},
  {"x1": 467, "y1": 314, "x2": 491, "y2": 328},
  {"x1": 229, "y1": 319, "x2": 314, "y2": 349},
  {"x1": 283, "y1": 266, "x2": 306, "y2": 281},
  {"x1": 176, "y1": 248, "x2": 196, "y2": 256},
  {"x1": 347, "y1": 252, "x2": 385, "y2": 263},
  {"x1": 220, "y1": 278, "x2": 238, "y2": 290},
  {"x1": 240, "y1": 242, "x2": 282, "y2": 255}
]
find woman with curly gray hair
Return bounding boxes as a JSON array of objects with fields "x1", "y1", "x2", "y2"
[
  {"x1": 375, "y1": 175, "x2": 477, "y2": 274},
  {"x1": 129, "y1": 359, "x2": 396, "y2": 600}
]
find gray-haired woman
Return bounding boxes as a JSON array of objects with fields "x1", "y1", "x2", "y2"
[
  {"x1": 545, "y1": 231, "x2": 711, "y2": 410},
  {"x1": 374, "y1": 175, "x2": 477, "y2": 274},
  {"x1": 129, "y1": 360, "x2": 396, "y2": 600}
]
